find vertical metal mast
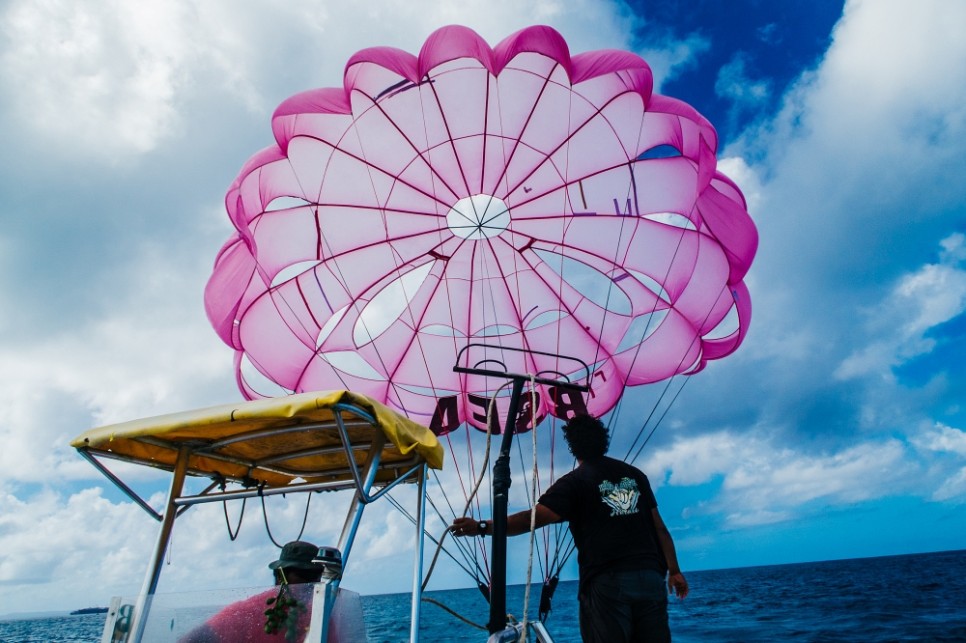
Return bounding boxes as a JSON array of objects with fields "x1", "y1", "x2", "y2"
[
  {"x1": 487, "y1": 376, "x2": 525, "y2": 634},
  {"x1": 453, "y1": 344, "x2": 589, "y2": 636}
]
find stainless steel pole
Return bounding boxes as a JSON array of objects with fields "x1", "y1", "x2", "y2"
[
  {"x1": 128, "y1": 445, "x2": 191, "y2": 642},
  {"x1": 409, "y1": 463, "x2": 428, "y2": 643},
  {"x1": 487, "y1": 377, "x2": 525, "y2": 634}
]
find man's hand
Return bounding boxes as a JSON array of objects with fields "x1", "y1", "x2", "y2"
[
  {"x1": 667, "y1": 571, "x2": 689, "y2": 599},
  {"x1": 450, "y1": 516, "x2": 484, "y2": 537},
  {"x1": 452, "y1": 505, "x2": 559, "y2": 538}
]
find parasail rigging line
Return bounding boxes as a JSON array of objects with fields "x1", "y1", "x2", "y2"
[
  {"x1": 426, "y1": 490, "x2": 491, "y2": 582},
  {"x1": 443, "y1": 434, "x2": 476, "y2": 522},
  {"x1": 425, "y1": 459, "x2": 491, "y2": 581},
  {"x1": 259, "y1": 486, "x2": 312, "y2": 548},
  {"x1": 348, "y1": 131, "x2": 424, "y2": 414},
  {"x1": 617, "y1": 374, "x2": 676, "y2": 462},
  {"x1": 519, "y1": 376, "x2": 540, "y2": 641},
  {"x1": 366, "y1": 73, "x2": 509, "y2": 600},
  {"x1": 383, "y1": 443, "x2": 490, "y2": 584},
  {"x1": 385, "y1": 490, "x2": 485, "y2": 583},
  {"x1": 419, "y1": 458, "x2": 491, "y2": 583},
  {"x1": 606, "y1": 191, "x2": 701, "y2": 447},
  {"x1": 496, "y1": 84, "x2": 651, "y2": 437},
  {"x1": 598, "y1": 94, "x2": 697, "y2": 444},
  {"x1": 420, "y1": 383, "x2": 503, "y2": 592},
  {"x1": 549, "y1": 71, "x2": 576, "y2": 436},
  {"x1": 537, "y1": 65, "x2": 571, "y2": 573},
  {"x1": 533, "y1": 451, "x2": 577, "y2": 585},
  {"x1": 497, "y1": 76, "x2": 640, "y2": 206},
  {"x1": 222, "y1": 497, "x2": 246, "y2": 541},
  {"x1": 502, "y1": 82, "x2": 655, "y2": 419},
  {"x1": 513, "y1": 434, "x2": 549, "y2": 584},
  {"x1": 424, "y1": 68, "x2": 475, "y2": 200},
  {"x1": 292, "y1": 97, "x2": 448, "y2": 418},
  {"x1": 401, "y1": 75, "x2": 471, "y2": 421},
  {"x1": 485, "y1": 63, "x2": 561, "y2": 200},
  {"x1": 213, "y1": 474, "x2": 251, "y2": 541},
  {"x1": 421, "y1": 596, "x2": 488, "y2": 630},
  {"x1": 538, "y1": 419, "x2": 561, "y2": 579},
  {"x1": 355, "y1": 90, "x2": 463, "y2": 204},
  {"x1": 512, "y1": 416, "x2": 570, "y2": 589},
  {"x1": 626, "y1": 275, "x2": 734, "y2": 448},
  {"x1": 551, "y1": 278, "x2": 736, "y2": 581},
  {"x1": 486, "y1": 72, "x2": 542, "y2": 403},
  {"x1": 473, "y1": 431, "x2": 495, "y2": 572},
  {"x1": 629, "y1": 375, "x2": 692, "y2": 465}
]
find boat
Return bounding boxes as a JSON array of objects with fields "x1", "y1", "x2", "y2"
[{"x1": 71, "y1": 389, "x2": 468, "y2": 642}]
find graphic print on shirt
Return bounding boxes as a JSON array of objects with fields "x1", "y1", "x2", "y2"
[{"x1": 599, "y1": 477, "x2": 640, "y2": 516}]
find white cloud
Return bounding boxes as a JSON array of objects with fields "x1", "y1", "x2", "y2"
[
  {"x1": 717, "y1": 156, "x2": 763, "y2": 214},
  {"x1": 835, "y1": 235, "x2": 966, "y2": 379},
  {"x1": 910, "y1": 423, "x2": 966, "y2": 502},
  {"x1": 724, "y1": 439, "x2": 908, "y2": 504},
  {"x1": 940, "y1": 233, "x2": 966, "y2": 264},
  {"x1": 896, "y1": 261, "x2": 966, "y2": 338},
  {"x1": 0, "y1": 486, "x2": 155, "y2": 609},
  {"x1": 713, "y1": 0, "x2": 966, "y2": 458},
  {"x1": 932, "y1": 468, "x2": 966, "y2": 502},
  {"x1": 639, "y1": 33, "x2": 712, "y2": 89},
  {"x1": 1, "y1": 1, "x2": 194, "y2": 155},
  {"x1": 0, "y1": 481, "x2": 374, "y2": 613},
  {"x1": 644, "y1": 430, "x2": 926, "y2": 527},
  {"x1": 794, "y1": 0, "x2": 966, "y2": 171},
  {"x1": 0, "y1": 244, "x2": 235, "y2": 483},
  {"x1": 724, "y1": 509, "x2": 791, "y2": 528},
  {"x1": 0, "y1": 0, "x2": 640, "y2": 160},
  {"x1": 359, "y1": 507, "x2": 417, "y2": 561},
  {"x1": 913, "y1": 423, "x2": 966, "y2": 457},
  {"x1": 735, "y1": 0, "x2": 966, "y2": 246},
  {"x1": 715, "y1": 53, "x2": 771, "y2": 109},
  {"x1": 640, "y1": 431, "x2": 741, "y2": 487}
]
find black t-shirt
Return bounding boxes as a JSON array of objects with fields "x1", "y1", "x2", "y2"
[{"x1": 538, "y1": 456, "x2": 666, "y2": 588}]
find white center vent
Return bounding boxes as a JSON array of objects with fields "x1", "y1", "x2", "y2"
[{"x1": 446, "y1": 194, "x2": 511, "y2": 240}]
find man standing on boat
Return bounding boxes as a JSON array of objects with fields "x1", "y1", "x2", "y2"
[{"x1": 451, "y1": 414, "x2": 688, "y2": 643}]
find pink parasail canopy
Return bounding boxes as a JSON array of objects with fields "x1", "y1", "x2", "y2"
[{"x1": 204, "y1": 24, "x2": 758, "y2": 435}]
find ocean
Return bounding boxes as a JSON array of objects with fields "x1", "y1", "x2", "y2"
[{"x1": 2, "y1": 549, "x2": 964, "y2": 642}]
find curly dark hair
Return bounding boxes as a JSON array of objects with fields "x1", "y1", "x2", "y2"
[{"x1": 562, "y1": 414, "x2": 609, "y2": 460}]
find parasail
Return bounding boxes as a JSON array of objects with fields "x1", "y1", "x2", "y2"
[{"x1": 203, "y1": 24, "x2": 757, "y2": 437}]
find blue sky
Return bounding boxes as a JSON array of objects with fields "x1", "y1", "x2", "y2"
[{"x1": 1, "y1": 0, "x2": 965, "y2": 618}]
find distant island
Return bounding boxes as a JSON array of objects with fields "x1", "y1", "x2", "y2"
[{"x1": 70, "y1": 607, "x2": 108, "y2": 615}]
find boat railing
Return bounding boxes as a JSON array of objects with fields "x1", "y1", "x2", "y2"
[
  {"x1": 100, "y1": 580, "x2": 365, "y2": 643},
  {"x1": 73, "y1": 391, "x2": 442, "y2": 642}
]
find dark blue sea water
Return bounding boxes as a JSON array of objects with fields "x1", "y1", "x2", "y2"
[{"x1": 3, "y1": 550, "x2": 964, "y2": 642}]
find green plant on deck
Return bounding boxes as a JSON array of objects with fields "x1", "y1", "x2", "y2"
[{"x1": 263, "y1": 569, "x2": 306, "y2": 641}]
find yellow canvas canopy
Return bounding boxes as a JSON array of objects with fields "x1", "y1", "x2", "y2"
[
  {"x1": 72, "y1": 390, "x2": 443, "y2": 488},
  {"x1": 75, "y1": 391, "x2": 444, "y2": 642}
]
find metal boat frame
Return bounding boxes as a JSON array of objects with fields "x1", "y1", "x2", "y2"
[{"x1": 73, "y1": 391, "x2": 441, "y2": 642}]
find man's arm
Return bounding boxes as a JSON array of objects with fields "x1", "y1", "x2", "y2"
[
  {"x1": 651, "y1": 507, "x2": 689, "y2": 599},
  {"x1": 451, "y1": 503, "x2": 562, "y2": 537}
]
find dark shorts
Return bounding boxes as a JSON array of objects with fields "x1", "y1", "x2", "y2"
[{"x1": 578, "y1": 569, "x2": 670, "y2": 643}]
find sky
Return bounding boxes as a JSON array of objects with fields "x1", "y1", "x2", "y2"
[{"x1": 1, "y1": 0, "x2": 965, "y2": 621}]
